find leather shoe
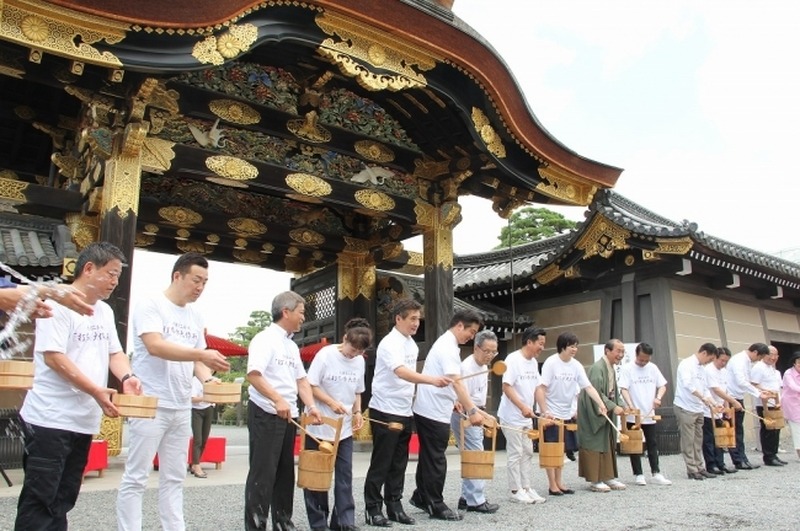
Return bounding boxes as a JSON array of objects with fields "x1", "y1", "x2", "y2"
[
  {"x1": 430, "y1": 508, "x2": 462, "y2": 521},
  {"x1": 720, "y1": 465, "x2": 737, "y2": 474},
  {"x1": 387, "y1": 511, "x2": 415, "y2": 525},
  {"x1": 706, "y1": 467, "x2": 724, "y2": 475},
  {"x1": 548, "y1": 489, "x2": 564, "y2": 496},
  {"x1": 775, "y1": 457, "x2": 789, "y2": 465},
  {"x1": 745, "y1": 461, "x2": 761, "y2": 469},
  {"x1": 559, "y1": 488, "x2": 575, "y2": 494},
  {"x1": 764, "y1": 459, "x2": 785, "y2": 467},
  {"x1": 467, "y1": 502, "x2": 499, "y2": 514},
  {"x1": 698, "y1": 470, "x2": 718, "y2": 479},
  {"x1": 408, "y1": 492, "x2": 430, "y2": 516},
  {"x1": 365, "y1": 514, "x2": 392, "y2": 527},
  {"x1": 735, "y1": 462, "x2": 753, "y2": 470},
  {"x1": 687, "y1": 472, "x2": 704, "y2": 480},
  {"x1": 457, "y1": 497, "x2": 467, "y2": 511}
]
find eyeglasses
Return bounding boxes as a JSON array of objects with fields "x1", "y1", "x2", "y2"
[{"x1": 477, "y1": 346, "x2": 499, "y2": 357}]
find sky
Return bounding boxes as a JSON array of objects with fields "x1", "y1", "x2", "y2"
[{"x1": 131, "y1": 1, "x2": 800, "y2": 339}]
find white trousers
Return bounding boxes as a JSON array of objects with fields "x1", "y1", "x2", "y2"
[
  {"x1": 117, "y1": 407, "x2": 191, "y2": 531},
  {"x1": 500, "y1": 420, "x2": 533, "y2": 492}
]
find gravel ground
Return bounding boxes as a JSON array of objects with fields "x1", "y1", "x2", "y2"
[{"x1": 1, "y1": 449, "x2": 797, "y2": 531}]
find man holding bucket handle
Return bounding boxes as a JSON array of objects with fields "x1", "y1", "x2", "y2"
[
  {"x1": 303, "y1": 317, "x2": 372, "y2": 531},
  {"x1": 751, "y1": 345, "x2": 786, "y2": 466},
  {"x1": 450, "y1": 329, "x2": 500, "y2": 514},
  {"x1": 117, "y1": 252, "x2": 230, "y2": 531},
  {"x1": 16, "y1": 242, "x2": 140, "y2": 531},
  {"x1": 702, "y1": 346, "x2": 740, "y2": 474},
  {"x1": 577, "y1": 339, "x2": 624, "y2": 492},
  {"x1": 497, "y1": 327, "x2": 548, "y2": 504},
  {"x1": 618, "y1": 342, "x2": 672, "y2": 486},
  {"x1": 364, "y1": 299, "x2": 451, "y2": 528},
  {"x1": 541, "y1": 332, "x2": 607, "y2": 496},
  {"x1": 726, "y1": 343, "x2": 771, "y2": 470},
  {"x1": 245, "y1": 290, "x2": 322, "y2": 531},
  {"x1": 410, "y1": 309, "x2": 485, "y2": 521}
]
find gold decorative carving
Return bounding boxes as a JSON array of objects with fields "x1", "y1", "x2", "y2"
[
  {"x1": 175, "y1": 228, "x2": 190, "y2": 241},
  {"x1": 177, "y1": 240, "x2": 212, "y2": 254},
  {"x1": 129, "y1": 78, "x2": 159, "y2": 122},
  {"x1": 287, "y1": 111, "x2": 331, "y2": 143},
  {"x1": 285, "y1": 173, "x2": 332, "y2": 197},
  {"x1": 537, "y1": 164, "x2": 598, "y2": 206},
  {"x1": 209, "y1": 99, "x2": 261, "y2": 125},
  {"x1": 191, "y1": 23, "x2": 258, "y2": 65},
  {"x1": 491, "y1": 195, "x2": 525, "y2": 219},
  {"x1": 205, "y1": 155, "x2": 258, "y2": 180},
  {"x1": 563, "y1": 265, "x2": 580, "y2": 278},
  {"x1": 143, "y1": 224, "x2": 159, "y2": 235},
  {"x1": 1, "y1": 0, "x2": 127, "y2": 67},
  {"x1": 441, "y1": 170, "x2": 471, "y2": 201},
  {"x1": 414, "y1": 200, "x2": 460, "y2": 270},
  {"x1": 654, "y1": 237, "x2": 693, "y2": 255},
  {"x1": 65, "y1": 212, "x2": 99, "y2": 250},
  {"x1": 316, "y1": 11, "x2": 439, "y2": 91},
  {"x1": 140, "y1": 137, "x2": 176, "y2": 174},
  {"x1": 407, "y1": 251, "x2": 423, "y2": 268},
  {"x1": 228, "y1": 218, "x2": 267, "y2": 237},
  {"x1": 624, "y1": 255, "x2": 636, "y2": 266},
  {"x1": 343, "y1": 236, "x2": 370, "y2": 253},
  {"x1": 234, "y1": 238, "x2": 248, "y2": 249},
  {"x1": 575, "y1": 215, "x2": 630, "y2": 259},
  {"x1": 98, "y1": 415, "x2": 122, "y2": 456},
  {"x1": 381, "y1": 242, "x2": 403, "y2": 261},
  {"x1": 233, "y1": 249, "x2": 267, "y2": 264},
  {"x1": 0, "y1": 176, "x2": 28, "y2": 202},
  {"x1": 354, "y1": 140, "x2": 395, "y2": 163},
  {"x1": 135, "y1": 232, "x2": 155, "y2": 247},
  {"x1": 289, "y1": 228, "x2": 325, "y2": 247},
  {"x1": 413, "y1": 158, "x2": 450, "y2": 179},
  {"x1": 535, "y1": 263, "x2": 563, "y2": 286},
  {"x1": 158, "y1": 206, "x2": 202, "y2": 228},
  {"x1": 355, "y1": 189, "x2": 395, "y2": 211},
  {"x1": 0, "y1": 170, "x2": 18, "y2": 180},
  {"x1": 471, "y1": 108, "x2": 506, "y2": 158},
  {"x1": 337, "y1": 251, "x2": 376, "y2": 301},
  {"x1": 50, "y1": 152, "x2": 79, "y2": 179},
  {"x1": 261, "y1": 243, "x2": 274, "y2": 254}
]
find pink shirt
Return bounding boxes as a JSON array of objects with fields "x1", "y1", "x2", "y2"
[{"x1": 781, "y1": 367, "x2": 800, "y2": 422}]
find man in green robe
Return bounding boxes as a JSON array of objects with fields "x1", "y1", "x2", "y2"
[{"x1": 577, "y1": 339, "x2": 626, "y2": 492}]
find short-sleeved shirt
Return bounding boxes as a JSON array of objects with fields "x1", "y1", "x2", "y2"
[
  {"x1": 21, "y1": 299, "x2": 122, "y2": 434},
  {"x1": 674, "y1": 354, "x2": 707, "y2": 414},
  {"x1": 497, "y1": 349, "x2": 542, "y2": 427},
  {"x1": 751, "y1": 361, "x2": 781, "y2": 407},
  {"x1": 413, "y1": 330, "x2": 461, "y2": 423},
  {"x1": 541, "y1": 354, "x2": 591, "y2": 420},
  {"x1": 618, "y1": 361, "x2": 668, "y2": 424},
  {"x1": 727, "y1": 351, "x2": 760, "y2": 400},
  {"x1": 704, "y1": 363, "x2": 728, "y2": 418},
  {"x1": 247, "y1": 322, "x2": 307, "y2": 417},
  {"x1": 368, "y1": 327, "x2": 419, "y2": 416},
  {"x1": 460, "y1": 355, "x2": 488, "y2": 407},
  {"x1": 306, "y1": 344, "x2": 365, "y2": 440},
  {"x1": 131, "y1": 293, "x2": 206, "y2": 410}
]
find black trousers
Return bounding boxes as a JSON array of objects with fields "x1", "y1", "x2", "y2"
[
  {"x1": 756, "y1": 406, "x2": 781, "y2": 462},
  {"x1": 627, "y1": 422, "x2": 661, "y2": 475},
  {"x1": 191, "y1": 406, "x2": 214, "y2": 465},
  {"x1": 730, "y1": 399, "x2": 748, "y2": 465},
  {"x1": 363, "y1": 408, "x2": 413, "y2": 515},
  {"x1": 14, "y1": 422, "x2": 92, "y2": 531},
  {"x1": 702, "y1": 417, "x2": 728, "y2": 470},
  {"x1": 412, "y1": 413, "x2": 451, "y2": 512},
  {"x1": 244, "y1": 403, "x2": 297, "y2": 530}
]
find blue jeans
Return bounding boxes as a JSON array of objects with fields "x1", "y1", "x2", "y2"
[
  {"x1": 15, "y1": 422, "x2": 92, "y2": 531},
  {"x1": 450, "y1": 411, "x2": 487, "y2": 506}
]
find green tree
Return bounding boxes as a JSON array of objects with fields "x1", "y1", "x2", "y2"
[
  {"x1": 225, "y1": 310, "x2": 272, "y2": 374},
  {"x1": 494, "y1": 207, "x2": 577, "y2": 249}
]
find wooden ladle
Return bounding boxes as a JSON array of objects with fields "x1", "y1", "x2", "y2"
[
  {"x1": 603, "y1": 414, "x2": 630, "y2": 442},
  {"x1": 367, "y1": 417, "x2": 404, "y2": 432},
  {"x1": 456, "y1": 360, "x2": 507, "y2": 381},
  {"x1": 289, "y1": 417, "x2": 335, "y2": 454}
]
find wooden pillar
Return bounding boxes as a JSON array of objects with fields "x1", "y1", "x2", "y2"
[{"x1": 416, "y1": 200, "x2": 461, "y2": 354}]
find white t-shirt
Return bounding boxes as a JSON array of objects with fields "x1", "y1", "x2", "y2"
[
  {"x1": 541, "y1": 354, "x2": 591, "y2": 420},
  {"x1": 191, "y1": 376, "x2": 213, "y2": 410},
  {"x1": 368, "y1": 327, "x2": 419, "y2": 416},
  {"x1": 21, "y1": 299, "x2": 122, "y2": 435},
  {"x1": 704, "y1": 363, "x2": 728, "y2": 418},
  {"x1": 618, "y1": 361, "x2": 668, "y2": 424},
  {"x1": 750, "y1": 361, "x2": 781, "y2": 407},
  {"x1": 460, "y1": 355, "x2": 488, "y2": 407},
  {"x1": 674, "y1": 355, "x2": 706, "y2": 414},
  {"x1": 306, "y1": 344, "x2": 365, "y2": 440},
  {"x1": 131, "y1": 293, "x2": 206, "y2": 410},
  {"x1": 726, "y1": 351, "x2": 760, "y2": 400},
  {"x1": 497, "y1": 349, "x2": 542, "y2": 427},
  {"x1": 247, "y1": 323, "x2": 307, "y2": 417},
  {"x1": 413, "y1": 330, "x2": 461, "y2": 423}
]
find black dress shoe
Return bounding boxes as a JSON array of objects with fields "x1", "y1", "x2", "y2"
[
  {"x1": 548, "y1": 489, "x2": 564, "y2": 496},
  {"x1": 387, "y1": 511, "x2": 415, "y2": 525},
  {"x1": 775, "y1": 457, "x2": 789, "y2": 465},
  {"x1": 706, "y1": 467, "x2": 724, "y2": 475},
  {"x1": 466, "y1": 501, "x2": 499, "y2": 514},
  {"x1": 687, "y1": 472, "x2": 704, "y2": 480},
  {"x1": 565, "y1": 450, "x2": 576, "y2": 461},
  {"x1": 430, "y1": 507, "x2": 462, "y2": 521},
  {"x1": 745, "y1": 461, "x2": 761, "y2": 469},
  {"x1": 698, "y1": 470, "x2": 718, "y2": 478},
  {"x1": 735, "y1": 462, "x2": 753, "y2": 470},
  {"x1": 365, "y1": 514, "x2": 392, "y2": 527},
  {"x1": 720, "y1": 465, "x2": 737, "y2": 474},
  {"x1": 764, "y1": 459, "x2": 785, "y2": 466},
  {"x1": 457, "y1": 497, "x2": 467, "y2": 511},
  {"x1": 408, "y1": 492, "x2": 430, "y2": 516},
  {"x1": 560, "y1": 488, "x2": 575, "y2": 494}
]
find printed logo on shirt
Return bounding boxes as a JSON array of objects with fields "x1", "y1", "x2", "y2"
[
  {"x1": 275, "y1": 352, "x2": 297, "y2": 369},
  {"x1": 324, "y1": 369, "x2": 360, "y2": 384},
  {"x1": 73, "y1": 323, "x2": 111, "y2": 343},
  {"x1": 551, "y1": 372, "x2": 578, "y2": 383},
  {"x1": 164, "y1": 322, "x2": 199, "y2": 343},
  {"x1": 629, "y1": 375, "x2": 656, "y2": 386}
]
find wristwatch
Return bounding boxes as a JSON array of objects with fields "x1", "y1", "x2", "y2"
[{"x1": 467, "y1": 407, "x2": 479, "y2": 416}]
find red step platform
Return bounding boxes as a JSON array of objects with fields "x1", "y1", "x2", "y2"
[
  {"x1": 154, "y1": 436, "x2": 226, "y2": 470},
  {"x1": 83, "y1": 440, "x2": 108, "y2": 479}
]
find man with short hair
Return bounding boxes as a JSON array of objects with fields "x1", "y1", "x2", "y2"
[
  {"x1": 702, "y1": 346, "x2": 740, "y2": 474},
  {"x1": 117, "y1": 253, "x2": 230, "y2": 531},
  {"x1": 364, "y1": 299, "x2": 451, "y2": 528},
  {"x1": 451, "y1": 330, "x2": 500, "y2": 514},
  {"x1": 726, "y1": 342, "x2": 771, "y2": 470},
  {"x1": 15, "y1": 242, "x2": 139, "y2": 531},
  {"x1": 619, "y1": 342, "x2": 672, "y2": 486},
  {"x1": 577, "y1": 339, "x2": 624, "y2": 492},
  {"x1": 245, "y1": 290, "x2": 323, "y2": 531},
  {"x1": 751, "y1": 345, "x2": 786, "y2": 466},
  {"x1": 674, "y1": 342, "x2": 718, "y2": 480},
  {"x1": 410, "y1": 309, "x2": 485, "y2": 521}
]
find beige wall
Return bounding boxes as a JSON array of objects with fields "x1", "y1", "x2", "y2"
[
  {"x1": 671, "y1": 291, "x2": 720, "y2": 360},
  {"x1": 719, "y1": 300, "x2": 766, "y2": 353},
  {"x1": 764, "y1": 309, "x2": 800, "y2": 334},
  {"x1": 528, "y1": 299, "x2": 601, "y2": 366}
]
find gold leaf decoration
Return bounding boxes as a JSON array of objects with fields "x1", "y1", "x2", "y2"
[
  {"x1": 158, "y1": 206, "x2": 202, "y2": 227},
  {"x1": 287, "y1": 110, "x2": 331, "y2": 143},
  {"x1": 205, "y1": 155, "x2": 258, "y2": 180},
  {"x1": 354, "y1": 189, "x2": 395, "y2": 211},
  {"x1": 354, "y1": 140, "x2": 395, "y2": 163},
  {"x1": 289, "y1": 228, "x2": 325, "y2": 247},
  {"x1": 192, "y1": 23, "x2": 258, "y2": 65},
  {"x1": 285, "y1": 173, "x2": 332, "y2": 197},
  {"x1": 228, "y1": 218, "x2": 267, "y2": 237},
  {"x1": 234, "y1": 249, "x2": 266, "y2": 263},
  {"x1": 209, "y1": 99, "x2": 261, "y2": 125},
  {"x1": 471, "y1": 108, "x2": 506, "y2": 158}
]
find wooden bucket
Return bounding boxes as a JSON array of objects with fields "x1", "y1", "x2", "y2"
[
  {"x1": 712, "y1": 406, "x2": 735, "y2": 448},
  {"x1": 538, "y1": 420, "x2": 564, "y2": 469},
  {"x1": 0, "y1": 359, "x2": 34, "y2": 390},
  {"x1": 764, "y1": 406, "x2": 785, "y2": 430},
  {"x1": 203, "y1": 381, "x2": 242, "y2": 403},
  {"x1": 296, "y1": 414, "x2": 342, "y2": 492},
  {"x1": 619, "y1": 410, "x2": 644, "y2": 455},
  {"x1": 112, "y1": 394, "x2": 158, "y2": 418},
  {"x1": 460, "y1": 418, "x2": 495, "y2": 479}
]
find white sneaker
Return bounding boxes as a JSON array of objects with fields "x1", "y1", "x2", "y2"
[
  {"x1": 606, "y1": 479, "x2": 627, "y2": 490},
  {"x1": 525, "y1": 488, "x2": 546, "y2": 504},
  {"x1": 510, "y1": 490, "x2": 534, "y2": 504},
  {"x1": 590, "y1": 482, "x2": 611, "y2": 492},
  {"x1": 634, "y1": 474, "x2": 646, "y2": 486},
  {"x1": 650, "y1": 473, "x2": 672, "y2": 486}
]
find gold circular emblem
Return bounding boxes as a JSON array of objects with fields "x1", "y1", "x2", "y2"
[
  {"x1": 158, "y1": 206, "x2": 202, "y2": 227},
  {"x1": 209, "y1": 99, "x2": 261, "y2": 125},
  {"x1": 228, "y1": 218, "x2": 267, "y2": 237},
  {"x1": 21, "y1": 16, "x2": 49, "y2": 43},
  {"x1": 285, "y1": 173, "x2": 332, "y2": 197},
  {"x1": 205, "y1": 156, "x2": 258, "y2": 180},
  {"x1": 354, "y1": 140, "x2": 395, "y2": 163},
  {"x1": 368, "y1": 44, "x2": 387, "y2": 66},
  {"x1": 354, "y1": 189, "x2": 395, "y2": 211},
  {"x1": 289, "y1": 229, "x2": 325, "y2": 247}
]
